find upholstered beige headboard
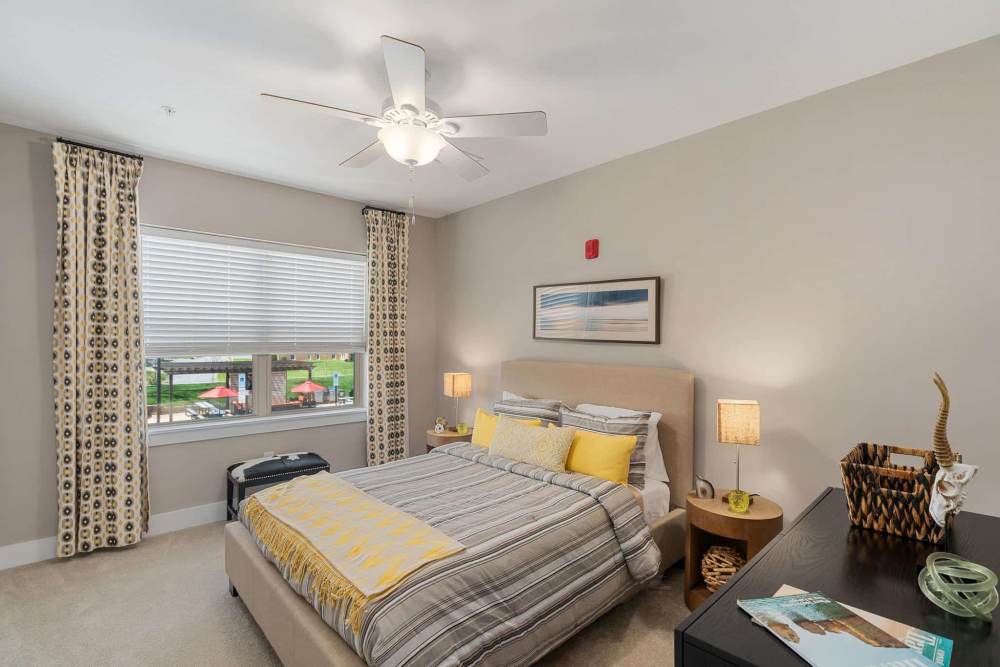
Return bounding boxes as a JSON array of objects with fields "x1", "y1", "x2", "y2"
[{"x1": 499, "y1": 359, "x2": 694, "y2": 509}]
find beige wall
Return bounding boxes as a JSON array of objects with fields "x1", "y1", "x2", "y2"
[
  {"x1": 0, "y1": 123, "x2": 437, "y2": 546},
  {"x1": 434, "y1": 37, "x2": 1000, "y2": 522}
]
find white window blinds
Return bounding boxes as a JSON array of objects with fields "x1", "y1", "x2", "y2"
[{"x1": 141, "y1": 227, "x2": 366, "y2": 356}]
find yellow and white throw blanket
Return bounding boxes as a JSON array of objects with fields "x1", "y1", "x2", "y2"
[{"x1": 243, "y1": 471, "x2": 464, "y2": 631}]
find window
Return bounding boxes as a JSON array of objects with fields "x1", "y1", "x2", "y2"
[
  {"x1": 141, "y1": 227, "x2": 366, "y2": 443},
  {"x1": 270, "y1": 353, "x2": 358, "y2": 412},
  {"x1": 147, "y1": 355, "x2": 255, "y2": 425}
]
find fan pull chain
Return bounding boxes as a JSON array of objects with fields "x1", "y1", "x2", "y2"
[{"x1": 408, "y1": 167, "x2": 417, "y2": 225}]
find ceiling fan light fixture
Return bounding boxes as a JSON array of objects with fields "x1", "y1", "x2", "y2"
[
  {"x1": 263, "y1": 35, "x2": 546, "y2": 180},
  {"x1": 378, "y1": 124, "x2": 445, "y2": 167}
]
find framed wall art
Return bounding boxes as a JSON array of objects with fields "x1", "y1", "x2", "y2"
[{"x1": 533, "y1": 276, "x2": 661, "y2": 344}]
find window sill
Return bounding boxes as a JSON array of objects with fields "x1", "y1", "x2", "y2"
[{"x1": 148, "y1": 407, "x2": 367, "y2": 447}]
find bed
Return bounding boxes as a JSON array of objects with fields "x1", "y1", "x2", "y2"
[{"x1": 225, "y1": 359, "x2": 694, "y2": 666}]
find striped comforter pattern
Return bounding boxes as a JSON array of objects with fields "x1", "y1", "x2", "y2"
[{"x1": 241, "y1": 442, "x2": 661, "y2": 667}]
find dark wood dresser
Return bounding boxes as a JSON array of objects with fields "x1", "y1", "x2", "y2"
[{"x1": 674, "y1": 487, "x2": 999, "y2": 666}]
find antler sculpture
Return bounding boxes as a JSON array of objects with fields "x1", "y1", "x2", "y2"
[
  {"x1": 928, "y1": 373, "x2": 977, "y2": 528},
  {"x1": 932, "y1": 372, "x2": 954, "y2": 469}
]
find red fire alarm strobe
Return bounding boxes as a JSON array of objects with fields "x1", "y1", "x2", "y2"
[{"x1": 585, "y1": 238, "x2": 599, "y2": 259}]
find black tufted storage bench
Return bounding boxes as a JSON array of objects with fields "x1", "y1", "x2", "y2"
[{"x1": 226, "y1": 452, "x2": 330, "y2": 520}]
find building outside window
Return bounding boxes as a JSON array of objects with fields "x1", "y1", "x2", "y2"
[{"x1": 140, "y1": 226, "x2": 366, "y2": 441}]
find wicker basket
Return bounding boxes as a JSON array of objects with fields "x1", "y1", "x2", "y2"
[{"x1": 840, "y1": 443, "x2": 960, "y2": 544}]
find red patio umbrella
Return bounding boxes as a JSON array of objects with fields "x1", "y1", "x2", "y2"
[
  {"x1": 291, "y1": 380, "x2": 326, "y2": 395},
  {"x1": 197, "y1": 385, "x2": 240, "y2": 415},
  {"x1": 198, "y1": 386, "x2": 239, "y2": 399}
]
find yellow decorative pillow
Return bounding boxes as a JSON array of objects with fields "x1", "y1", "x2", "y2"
[
  {"x1": 490, "y1": 417, "x2": 575, "y2": 472},
  {"x1": 555, "y1": 424, "x2": 636, "y2": 485},
  {"x1": 471, "y1": 408, "x2": 540, "y2": 447}
]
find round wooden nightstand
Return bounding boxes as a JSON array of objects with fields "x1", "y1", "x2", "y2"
[
  {"x1": 684, "y1": 491, "x2": 782, "y2": 610},
  {"x1": 425, "y1": 428, "x2": 471, "y2": 453}
]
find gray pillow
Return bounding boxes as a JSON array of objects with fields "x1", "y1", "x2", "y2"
[
  {"x1": 492, "y1": 398, "x2": 563, "y2": 426},
  {"x1": 560, "y1": 406, "x2": 652, "y2": 489}
]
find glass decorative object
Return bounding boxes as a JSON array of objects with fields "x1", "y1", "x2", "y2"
[
  {"x1": 727, "y1": 489, "x2": 751, "y2": 513},
  {"x1": 918, "y1": 552, "x2": 998, "y2": 621}
]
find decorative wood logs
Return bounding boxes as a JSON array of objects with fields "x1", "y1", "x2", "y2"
[{"x1": 701, "y1": 545, "x2": 746, "y2": 593}]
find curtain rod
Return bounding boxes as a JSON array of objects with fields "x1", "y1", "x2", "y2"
[
  {"x1": 361, "y1": 205, "x2": 406, "y2": 216},
  {"x1": 56, "y1": 137, "x2": 144, "y2": 162}
]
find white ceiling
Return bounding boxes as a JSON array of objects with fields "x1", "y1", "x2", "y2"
[{"x1": 1, "y1": 2, "x2": 998, "y2": 218}]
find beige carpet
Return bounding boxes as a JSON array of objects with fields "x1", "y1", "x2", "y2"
[{"x1": 0, "y1": 522, "x2": 690, "y2": 666}]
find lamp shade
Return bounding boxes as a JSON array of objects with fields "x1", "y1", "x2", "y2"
[
  {"x1": 717, "y1": 399, "x2": 760, "y2": 445},
  {"x1": 443, "y1": 372, "x2": 472, "y2": 398},
  {"x1": 378, "y1": 124, "x2": 446, "y2": 167}
]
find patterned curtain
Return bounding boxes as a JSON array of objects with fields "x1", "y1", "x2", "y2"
[
  {"x1": 52, "y1": 141, "x2": 148, "y2": 557},
  {"x1": 364, "y1": 207, "x2": 409, "y2": 466}
]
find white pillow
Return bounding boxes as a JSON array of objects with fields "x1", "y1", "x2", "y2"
[
  {"x1": 575, "y1": 403, "x2": 668, "y2": 484},
  {"x1": 502, "y1": 391, "x2": 526, "y2": 400}
]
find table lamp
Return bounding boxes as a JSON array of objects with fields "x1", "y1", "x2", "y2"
[
  {"x1": 443, "y1": 372, "x2": 472, "y2": 433},
  {"x1": 717, "y1": 399, "x2": 760, "y2": 513}
]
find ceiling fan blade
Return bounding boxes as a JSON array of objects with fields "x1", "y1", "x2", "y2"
[
  {"x1": 440, "y1": 111, "x2": 547, "y2": 138},
  {"x1": 339, "y1": 140, "x2": 384, "y2": 168},
  {"x1": 381, "y1": 36, "x2": 426, "y2": 112},
  {"x1": 260, "y1": 93, "x2": 378, "y2": 124},
  {"x1": 437, "y1": 139, "x2": 489, "y2": 181}
]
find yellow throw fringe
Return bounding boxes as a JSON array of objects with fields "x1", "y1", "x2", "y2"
[{"x1": 244, "y1": 496, "x2": 370, "y2": 633}]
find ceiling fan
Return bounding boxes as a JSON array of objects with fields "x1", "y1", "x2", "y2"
[{"x1": 261, "y1": 36, "x2": 547, "y2": 181}]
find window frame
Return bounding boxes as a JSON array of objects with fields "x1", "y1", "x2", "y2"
[
  {"x1": 141, "y1": 226, "x2": 368, "y2": 447},
  {"x1": 148, "y1": 398, "x2": 367, "y2": 447}
]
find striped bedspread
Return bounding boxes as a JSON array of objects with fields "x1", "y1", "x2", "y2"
[{"x1": 240, "y1": 442, "x2": 661, "y2": 667}]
